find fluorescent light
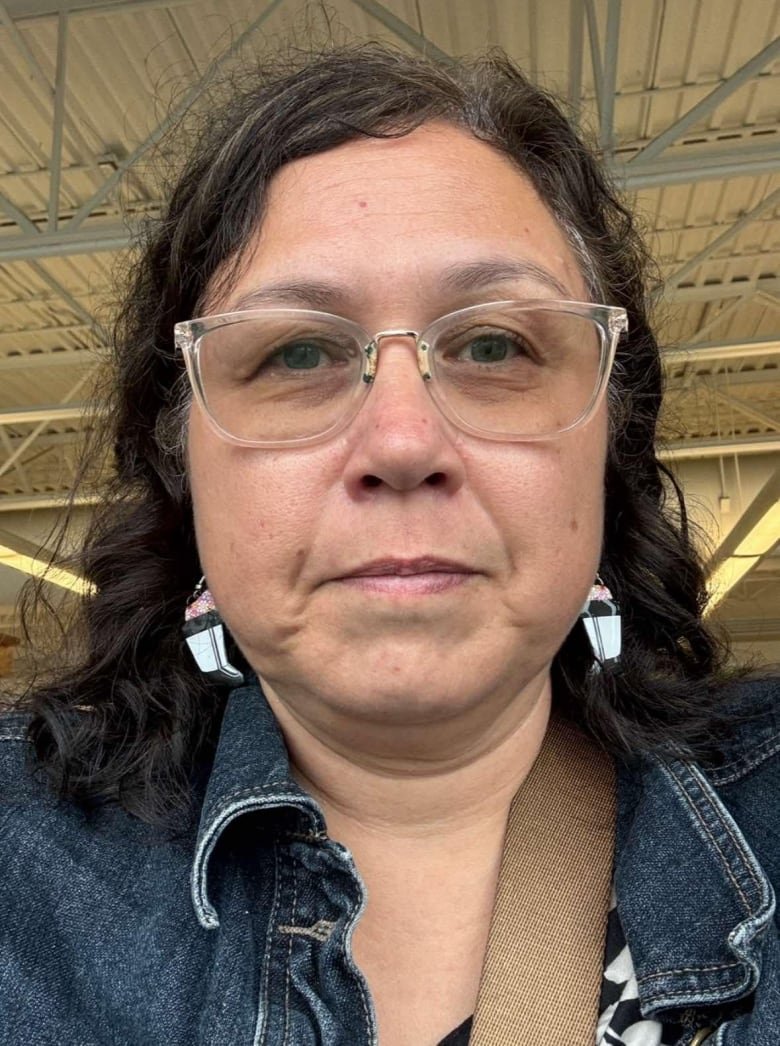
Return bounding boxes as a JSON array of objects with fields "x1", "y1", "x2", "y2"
[
  {"x1": 0, "y1": 546, "x2": 93, "y2": 595},
  {"x1": 0, "y1": 529, "x2": 93, "y2": 596}
]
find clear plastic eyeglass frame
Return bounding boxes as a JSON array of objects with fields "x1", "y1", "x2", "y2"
[{"x1": 174, "y1": 299, "x2": 628, "y2": 448}]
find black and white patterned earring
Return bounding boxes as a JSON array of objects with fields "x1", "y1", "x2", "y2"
[
  {"x1": 579, "y1": 577, "x2": 621, "y2": 670},
  {"x1": 182, "y1": 578, "x2": 244, "y2": 687}
]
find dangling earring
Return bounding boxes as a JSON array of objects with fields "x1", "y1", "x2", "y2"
[
  {"x1": 579, "y1": 576, "x2": 621, "y2": 670},
  {"x1": 182, "y1": 578, "x2": 244, "y2": 687}
]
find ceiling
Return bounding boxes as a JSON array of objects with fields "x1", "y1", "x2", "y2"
[{"x1": 0, "y1": 0, "x2": 778, "y2": 665}]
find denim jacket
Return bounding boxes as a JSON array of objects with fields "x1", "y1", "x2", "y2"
[{"x1": 0, "y1": 678, "x2": 778, "y2": 1045}]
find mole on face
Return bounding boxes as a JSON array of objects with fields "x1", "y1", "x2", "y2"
[{"x1": 358, "y1": 199, "x2": 367, "y2": 208}]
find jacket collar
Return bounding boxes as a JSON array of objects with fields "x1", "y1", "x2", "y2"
[
  {"x1": 615, "y1": 752, "x2": 775, "y2": 1017},
  {"x1": 191, "y1": 680, "x2": 325, "y2": 930},
  {"x1": 192, "y1": 681, "x2": 776, "y2": 1015}
]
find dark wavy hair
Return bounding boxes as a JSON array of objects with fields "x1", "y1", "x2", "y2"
[{"x1": 18, "y1": 43, "x2": 733, "y2": 825}]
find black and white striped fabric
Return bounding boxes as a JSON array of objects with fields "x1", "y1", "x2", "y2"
[{"x1": 597, "y1": 891, "x2": 684, "y2": 1045}]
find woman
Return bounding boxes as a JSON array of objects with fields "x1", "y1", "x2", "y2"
[{"x1": 1, "y1": 46, "x2": 777, "y2": 1046}]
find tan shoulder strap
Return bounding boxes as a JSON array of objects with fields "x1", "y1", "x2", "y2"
[{"x1": 471, "y1": 713, "x2": 616, "y2": 1045}]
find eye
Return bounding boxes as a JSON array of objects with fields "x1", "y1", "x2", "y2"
[
  {"x1": 462, "y1": 333, "x2": 521, "y2": 363},
  {"x1": 448, "y1": 328, "x2": 537, "y2": 365},
  {"x1": 279, "y1": 341, "x2": 325, "y2": 369}
]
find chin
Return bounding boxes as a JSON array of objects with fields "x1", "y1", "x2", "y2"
[{"x1": 344, "y1": 685, "x2": 482, "y2": 726}]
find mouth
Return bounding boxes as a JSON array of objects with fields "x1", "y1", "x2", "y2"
[{"x1": 333, "y1": 557, "x2": 478, "y2": 595}]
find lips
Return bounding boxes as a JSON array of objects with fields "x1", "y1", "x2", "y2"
[{"x1": 336, "y1": 556, "x2": 476, "y2": 580}]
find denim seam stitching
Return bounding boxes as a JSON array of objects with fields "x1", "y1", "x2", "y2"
[
  {"x1": 639, "y1": 983, "x2": 742, "y2": 1002},
  {"x1": 335, "y1": 846, "x2": 374, "y2": 1043},
  {"x1": 0, "y1": 733, "x2": 27, "y2": 741},
  {"x1": 253, "y1": 841, "x2": 282, "y2": 1046},
  {"x1": 664, "y1": 762, "x2": 757, "y2": 914},
  {"x1": 282, "y1": 852, "x2": 298, "y2": 1046},
  {"x1": 708, "y1": 735, "x2": 780, "y2": 786},
  {"x1": 688, "y1": 762, "x2": 763, "y2": 897},
  {"x1": 637, "y1": 961, "x2": 742, "y2": 983},
  {"x1": 203, "y1": 786, "x2": 314, "y2": 826},
  {"x1": 194, "y1": 789, "x2": 318, "y2": 926}
]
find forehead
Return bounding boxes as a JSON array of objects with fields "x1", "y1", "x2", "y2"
[{"x1": 219, "y1": 121, "x2": 588, "y2": 314}]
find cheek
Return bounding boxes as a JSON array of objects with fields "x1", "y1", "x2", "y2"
[
  {"x1": 187, "y1": 414, "x2": 342, "y2": 626},
  {"x1": 473, "y1": 425, "x2": 606, "y2": 584}
]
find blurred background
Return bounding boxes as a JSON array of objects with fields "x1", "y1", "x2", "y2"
[{"x1": 0, "y1": 0, "x2": 778, "y2": 687}]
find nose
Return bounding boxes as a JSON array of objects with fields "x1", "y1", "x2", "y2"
[{"x1": 341, "y1": 337, "x2": 466, "y2": 497}]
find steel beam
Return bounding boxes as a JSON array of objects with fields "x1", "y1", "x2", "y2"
[
  {"x1": 64, "y1": 0, "x2": 285, "y2": 233},
  {"x1": 350, "y1": 0, "x2": 452, "y2": 62},
  {"x1": 598, "y1": 70, "x2": 780, "y2": 103},
  {"x1": 0, "y1": 99, "x2": 49, "y2": 168},
  {"x1": 666, "y1": 185, "x2": 780, "y2": 288},
  {"x1": 708, "y1": 467, "x2": 780, "y2": 564},
  {"x1": 568, "y1": 0, "x2": 584, "y2": 112},
  {"x1": 665, "y1": 368, "x2": 780, "y2": 392},
  {"x1": 0, "y1": 491, "x2": 99, "y2": 512},
  {"x1": 687, "y1": 298, "x2": 744, "y2": 344},
  {"x1": 0, "y1": 348, "x2": 98, "y2": 372},
  {"x1": 707, "y1": 387, "x2": 779, "y2": 432},
  {"x1": 660, "y1": 434, "x2": 780, "y2": 460},
  {"x1": 612, "y1": 143, "x2": 780, "y2": 189},
  {"x1": 0, "y1": 428, "x2": 30, "y2": 492},
  {"x1": 755, "y1": 289, "x2": 780, "y2": 311},
  {"x1": 0, "y1": 405, "x2": 87, "y2": 479},
  {"x1": 623, "y1": 118, "x2": 780, "y2": 149},
  {"x1": 0, "y1": 222, "x2": 143, "y2": 262},
  {"x1": 8, "y1": 0, "x2": 199, "y2": 21},
  {"x1": 0, "y1": 192, "x2": 39, "y2": 236},
  {"x1": 0, "y1": 219, "x2": 144, "y2": 260},
  {"x1": 0, "y1": 404, "x2": 87, "y2": 426},
  {"x1": 628, "y1": 36, "x2": 780, "y2": 166},
  {"x1": 26, "y1": 261, "x2": 99, "y2": 336},
  {"x1": 584, "y1": 0, "x2": 604, "y2": 122},
  {"x1": 599, "y1": 0, "x2": 621, "y2": 153},
  {"x1": 666, "y1": 277, "x2": 780, "y2": 304},
  {"x1": 48, "y1": 9, "x2": 68, "y2": 234},
  {"x1": 0, "y1": 0, "x2": 97, "y2": 166},
  {"x1": 662, "y1": 338, "x2": 780, "y2": 365}
]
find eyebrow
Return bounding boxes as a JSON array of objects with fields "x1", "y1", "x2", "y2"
[
  {"x1": 229, "y1": 280, "x2": 347, "y2": 312},
  {"x1": 225, "y1": 257, "x2": 575, "y2": 313},
  {"x1": 438, "y1": 258, "x2": 573, "y2": 299}
]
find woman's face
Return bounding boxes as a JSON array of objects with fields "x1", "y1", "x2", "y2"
[{"x1": 188, "y1": 122, "x2": 607, "y2": 732}]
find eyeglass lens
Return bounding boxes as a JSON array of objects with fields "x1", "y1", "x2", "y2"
[{"x1": 194, "y1": 306, "x2": 604, "y2": 443}]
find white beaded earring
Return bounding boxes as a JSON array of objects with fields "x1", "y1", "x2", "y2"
[
  {"x1": 579, "y1": 578, "x2": 622, "y2": 670},
  {"x1": 182, "y1": 578, "x2": 244, "y2": 687}
]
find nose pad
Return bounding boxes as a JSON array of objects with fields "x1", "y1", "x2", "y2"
[
  {"x1": 364, "y1": 334, "x2": 438, "y2": 423},
  {"x1": 364, "y1": 330, "x2": 424, "y2": 383},
  {"x1": 344, "y1": 336, "x2": 465, "y2": 495}
]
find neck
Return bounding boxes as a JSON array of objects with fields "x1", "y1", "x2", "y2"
[{"x1": 261, "y1": 672, "x2": 552, "y2": 844}]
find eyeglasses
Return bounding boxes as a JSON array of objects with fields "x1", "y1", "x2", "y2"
[{"x1": 174, "y1": 300, "x2": 628, "y2": 447}]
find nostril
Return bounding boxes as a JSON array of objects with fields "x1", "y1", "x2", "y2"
[
  {"x1": 362, "y1": 474, "x2": 382, "y2": 488},
  {"x1": 426, "y1": 472, "x2": 446, "y2": 487}
]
